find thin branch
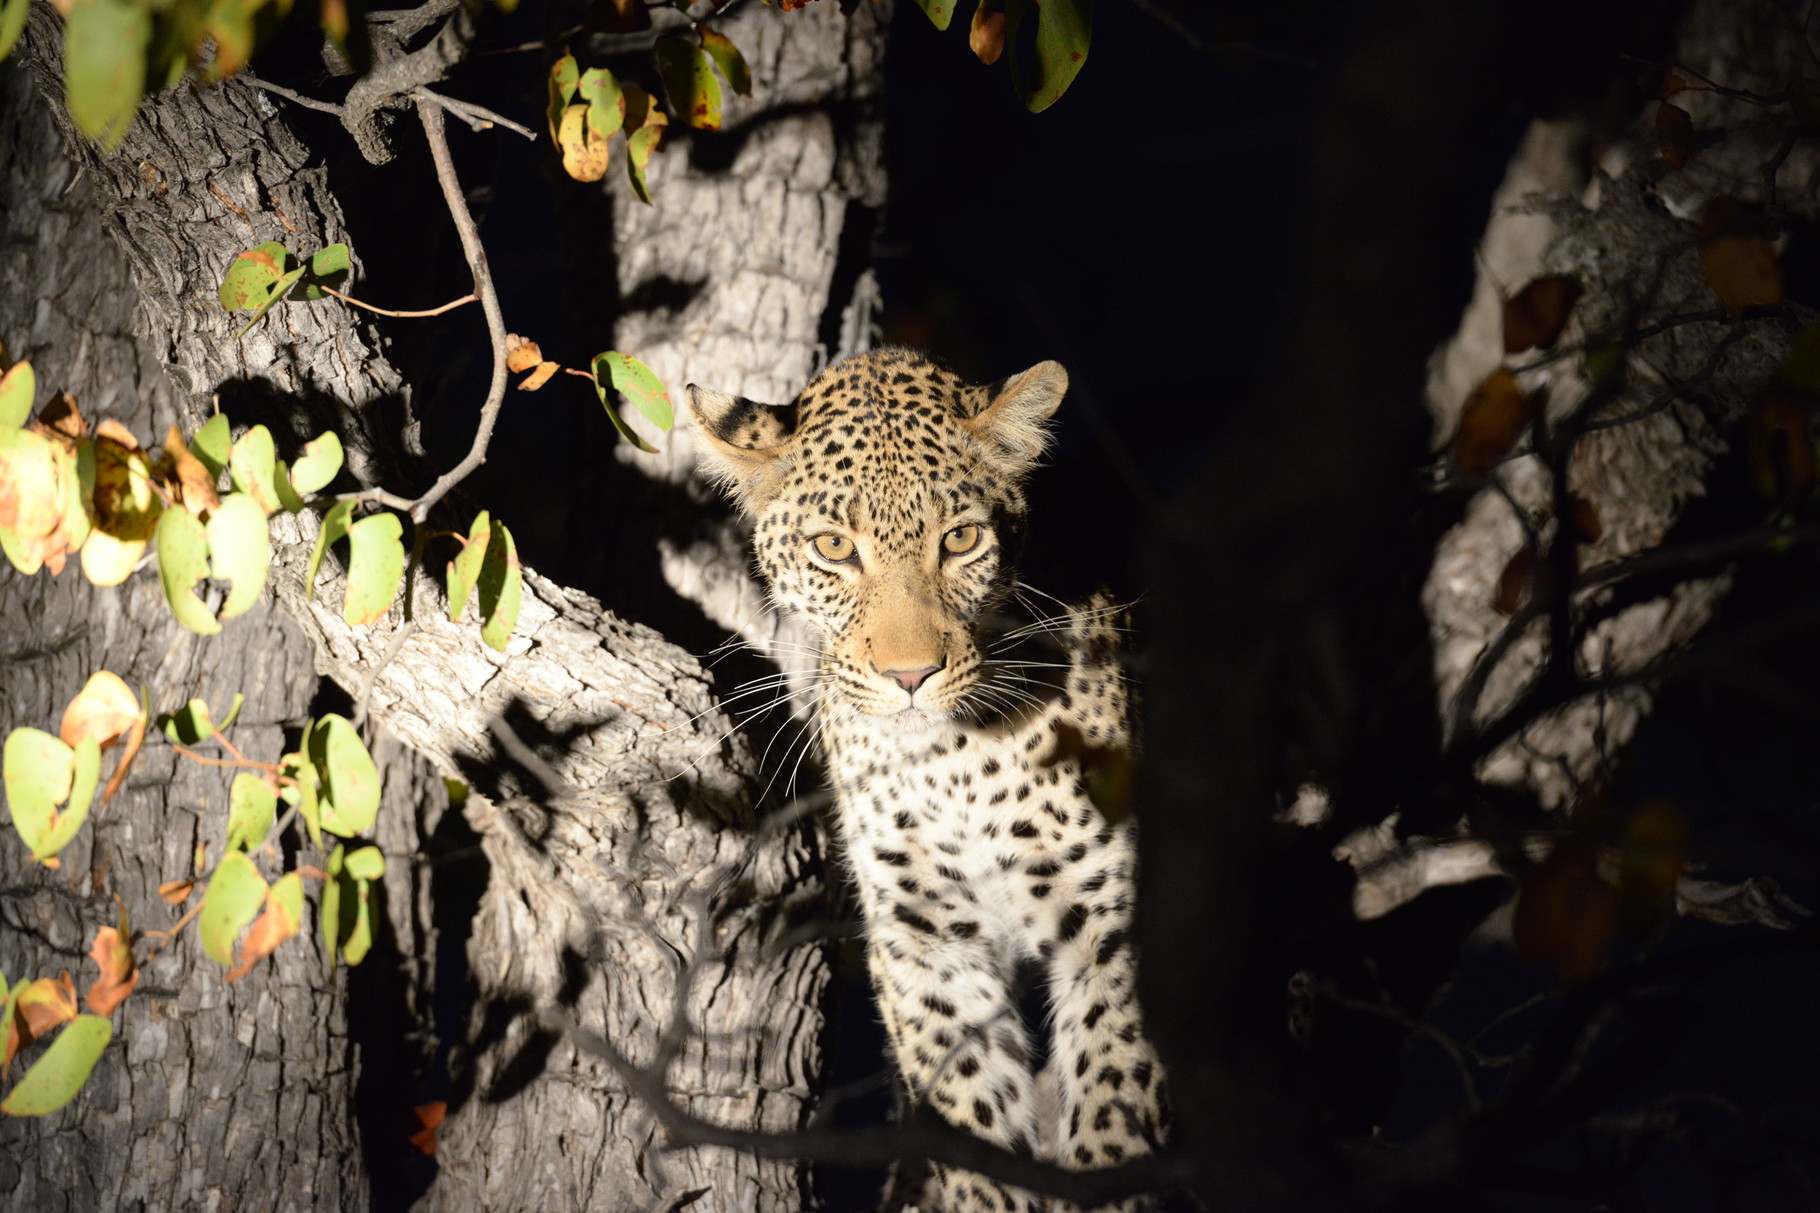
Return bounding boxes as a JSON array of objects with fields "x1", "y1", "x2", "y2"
[
  {"x1": 414, "y1": 88, "x2": 539, "y2": 142},
  {"x1": 401, "y1": 98, "x2": 511, "y2": 523},
  {"x1": 239, "y1": 73, "x2": 347, "y2": 116},
  {"x1": 320, "y1": 286, "x2": 477, "y2": 318}
]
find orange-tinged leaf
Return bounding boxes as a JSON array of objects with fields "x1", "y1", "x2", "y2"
[
  {"x1": 519, "y1": 362, "x2": 560, "y2": 392},
  {"x1": 227, "y1": 872, "x2": 303, "y2": 981},
  {"x1": 1659, "y1": 71, "x2": 1689, "y2": 99},
  {"x1": 1503, "y1": 275, "x2": 1582, "y2": 354},
  {"x1": 1494, "y1": 548, "x2": 1530, "y2": 616},
  {"x1": 84, "y1": 924, "x2": 137, "y2": 1017},
  {"x1": 1656, "y1": 101, "x2": 1693, "y2": 170},
  {"x1": 161, "y1": 425, "x2": 220, "y2": 515},
  {"x1": 59, "y1": 671, "x2": 141, "y2": 749},
  {"x1": 410, "y1": 1100, "x2": 447, "y2": 1154},
  {"x1": 970, "y1": 0, "x2": 1005, "y2": 65},
  {"x1": 504, "y1": 336, "x2": 543, "y2": 374},
  {"x1": 15, "y1": 973, "x2": 78, "y2": 1049},
  {"x1": 34, "y1": 392, "x2": 85, "y2": 441},
  {"x1": 1567, "y1": 494, "x2": 1602, "y2": 544},
  {"x1": 1454, "y1": 368, "x2": 1535, "y2": 474},
  {"x1": 157, "y1": 877, "x2": 197, "y2": 905}
]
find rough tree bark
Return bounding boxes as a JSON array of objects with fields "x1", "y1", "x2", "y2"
[{"x1": 0, "y1": 3, "x2": 884, "y2": 1210}]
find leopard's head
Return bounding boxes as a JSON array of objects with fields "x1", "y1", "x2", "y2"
[{"x1": 684, "y1": 349, "x2": 1067, "y2": 723}]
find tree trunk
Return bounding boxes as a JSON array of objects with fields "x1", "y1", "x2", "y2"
[{"x1": 0, "y1": 2, "x2": 884, "y2": 1208}]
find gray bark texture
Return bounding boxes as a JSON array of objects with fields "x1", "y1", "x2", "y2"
[{"x1": 0, "y1": 1, "x2": 885, "y2": 1209}]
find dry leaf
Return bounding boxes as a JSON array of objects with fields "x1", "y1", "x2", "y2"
[
  {"x1": 1454, "y1": 368, "x2": 1535, "y2": 474},
  {"x1": 518, "y1": 362, "x2": 560, "y2": 392},
  {"x1": 1502, "y1": 275, "x2": 1582, "y2": 353},
  {"x1": 158, "y1": 877, "x2": 198, "y2": 905},
  {"x1": 970, "y1": 1, "x2": 1006, "y2": 64},
  {"x1": 160, "y1": 425, "x2": 221, "y2": 515},
  {"x1": 504, "y1": 337, "x2": 543, "y2": 373},
  {"x1": 1656, "y1": 101, "x2": 1694, "y2": 170},
  {"x1": 85, "y1": 923, "x2": 139, "y2": 1017},
  {"x1": 1701, "y1": 197, "x2": 1783, "y2": 315},
  {"x1": 59, "y1": 670, "x2": 141, "y2": 749},
  {"x1": 410, "y1": 1101, "x2": 447, "y2": 1155}
]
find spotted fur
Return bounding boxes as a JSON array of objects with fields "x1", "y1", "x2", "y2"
[{"x1": 687, "y1": 349, "x2": 1165, "y2": 1212}]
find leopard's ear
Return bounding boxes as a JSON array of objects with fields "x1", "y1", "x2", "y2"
[
  {"x1": 684, "y1": 385, "x2": 798, "y2": 512},
  {"x1": 963, "y1": 361, "x2": 1068, "y2": 474}
]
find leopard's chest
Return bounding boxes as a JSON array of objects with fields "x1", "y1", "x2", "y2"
[{"x1": 825, "y1": 713, "x2": 1107, "y2": 957}]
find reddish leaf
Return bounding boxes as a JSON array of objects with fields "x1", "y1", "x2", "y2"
[
  {"x1": 970, "y1": 0, "x2": 1005, "y2": 65},
  {"x1": 1513, "y1": 838, "x2": 1620, "y2": 987},
  {"x1": 1566, "y1": 494, "x2": 1603, "y2": 544},
  {"x1": 1745, "y1": 388, "x2": 1818, "y2": 503},
  {"x1": 1494, "y1": 548, "x2": 1530, "y2": 616},
  {"x1": 1454, "y1": 368, "x2": 1536, "y2": 474},
  {"x1": 13, "y1": 972, "x2": 79, "y2": 1064},
  {"x1": 1700, "y1": 197, "x2": 1783, "y2": 315},
  {"x1": 157, "y1": 877, "x2": 197, "y2": 905},
  {"x1": 410, "y1": 1100, "x2": 447, "y2": 1155},
  {"x1": 1502, "y1": 275, "x2": 1582, "y2": 353}
]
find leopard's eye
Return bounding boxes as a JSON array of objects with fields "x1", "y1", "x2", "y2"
[
  {"x1": 942, "y1": 524, "x2": 982, "y2": 556},
  {"x1": 811, "y1": 532, "x2": 856, "y2": 564}
]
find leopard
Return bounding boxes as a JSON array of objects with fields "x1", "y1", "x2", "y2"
[{"x1": 684, "y1": 348, "x2": 1165, "y2": 1212}]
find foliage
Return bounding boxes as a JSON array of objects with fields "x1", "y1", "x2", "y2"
[{"x1": 909, "y1": 0, "x2": 1091, "y2": 111}]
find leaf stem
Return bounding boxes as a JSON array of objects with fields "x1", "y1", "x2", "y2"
[{"x1": 320, "y1": 287, "x2": 477, "y2": 318}]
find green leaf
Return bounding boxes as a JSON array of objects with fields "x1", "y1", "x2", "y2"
[
  {"x1": 698, "y1": 26, "x2": 751, "y2": 97},
  {"x1": 206, "y1": 493, "x2": 269, "y2": 620},
  {"x1": 1, "y1": 1015, "x2": 111, "y2": 1116},
  {"x1": 271, "y1": 460, "x2": 307, "y2": 514},
  {"x1": 578, "y1": 67, "x2": 625, "y2": 141},
  {"x1": 215, "y1": 692, "x2": 243, "y2": 734},
  {"x1": 155, "y1": 506, "x2": 221, "y2": 636},
  {"x1": 2, "y1": 729, "x2": 98, "y2": 864},
  {"x1": 159, "y1": 698, "x2": 213, "y2": 745},
  {"x1": 199, "y1": 851, "x2": 267, "y2": 966},
  {"x1": 343, "y1": 511, "x2": 404, "y2": 627},
  {"x1": 288, "y1": 432, "x2": 343, "y2": 495},
  {"x1": 279, "y1": 751, "x2": 321, "y2": 849},
  {"x1": 309, "y1": 714, "x2": 380, "y2": 838},
  {"x1": 218, "y1": 242, "x2": 292, "y2": 312},
  {"x1": 64, "y1": 0, "x2": 150, "y2": 150},
  {"x1": 228, "y1": 425, "x2": 284, "y2": 515},
  {"x1": 295, "y1": 243, "x2": 351, "y2": 302},
  {"x1": 448, "y1": 510, "x2": 490, "y2": 624},
  {"x1": 342, "y1": 871, "x2": 374, "y2": 966},
  {"x1": 342, "y1": 844, "x2": 384, "y2": 882},
  {"x1": 656, "y1": 37, "x2": 722, "y2": 131},
  {"x1": 189, "y1": 414, "x2": 231, "y2": 480},
  {"x1": 236, "y1": 265, "x2": 306, "y2": 337},
  {"x1": 547, "y1": 53, "x2": 580, "y2": 143},
  {"x1": 225, "y1": 772, "x2": 276, "y2": 853},
  {"x1": 1006, "y1": 0, "x2": 1090, "y2": 112},
  {"x1": 591, "y1": 352, "x2": 670, "y2": 452},
  {"x1": 306, "y1": 499, "x2": 355, "y2": 599},
  {"x1": 268, "y1": 870, "x2": 303, "y2": 931},
  {"x1": 0, "y1": 361, "x2": 33, "y2": 429},
  {"x1": 478, "y1": 519, "x2": 522, "y2": 652},
  {"x1": 623, "y1": 86, "x2": 668, "y2": 206},
  {"x1": 0, "y1": 0, "x2": 30, "y2": 64},
  {"x1": 910, "y1": 0, "x2": 957, "y2": 30}
]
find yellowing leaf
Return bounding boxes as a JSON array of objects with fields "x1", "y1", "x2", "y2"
[
  {"x1": 342, "y1": 511, "x2": 404, "y2": 626},
  {"x1": 228, "y1": 425, "x2": 285, "y2": 515},
  {"x1": 558, "y1": 103, "x2": 611, "y2": 183},
  {"x1": 2, "y1": 1014, "x2": 111, "y2": 1116},
  {"x1": 160, "y1": 425, "x2": 220, "y2": 516},
  {"x1": 306, "y1": 498, "x2": 355, "y2": 599},
  {"x1": 547, "y1": 53, "x2": 580, "y2": 144},
  {"x1": 656, "y1": 37, "x2": 722, "y2": 131},
  {"x1": 519, "y1": 362, "x2": 559, "y2": 392},
  {"x1": 310, "y1": 714, "x2": 380, "y2": 838},
  {"x1": 3, "y1": 730, "x2": 100, "y2": 865},
  {"x1": 225, "y1": 771, "x2": 277, "y2": 853},
  {"x1": 698, "y1": 26, "x2": 751, "y2": 96},
  {"x1": 206, "y1": 493, "x2": 270, "y2": 619},
  {"x1": 504, "y1": 337, "x2": 543, "y2": 373},
  {"x1": 578, "y1": 67, "x2": 626, "y2": 140},
  {"x1": 0, "y1": 360, "x2": 33, "y2": 429},
  {"x1": 227, "y1": 872, "x2": 303, "y2": 981},
  {"x1": 624, "y1": 86, "x2": 669, "y2": 205},
  {"x1": 478, "y1": 519, "x2": 522, "y2": 652},
  {"x1": 447, "y1": 510, "x2": 490, "y2": 624},
  {"x1": 188, "y1": 414, "x2": 231, "y2": 480},
  {"x1": 155, "y1": 506, "x2": 221, "y2": 636},
  {"x1": 14, "y1": 973, "x2": 78, "y2": 1046},
  {"x1": 58, "y1": 671, "x2": 141, "y2": 749},
  {"x1": 970, "y1": 0, "x2": 1006, "y2": 65},
  {"x1": 288, "y1": 431, "x2": 343, "y2": 495},
  {"x1": 279, "y1": 751, "x2": 322, "y2": 850},
  {"x1": 199, "y1": 851, "x2": 267, "y2": 967},
  {"x1": 218, "y1": 242, "x2": 292, "y2": 312}
]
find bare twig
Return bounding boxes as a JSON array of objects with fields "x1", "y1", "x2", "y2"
[
  {"x1": 239, "y1": 73, "x2": 347, "y2": 117},
  {"x1": 320, "y1": 286, "x2": 477, "y2": 318},
  {"x1": 414, "y1": 88, "x2": 539, "y2": 142},
  {"x1": 401, "y1": 98, "x2": 512, "y2": 523}
]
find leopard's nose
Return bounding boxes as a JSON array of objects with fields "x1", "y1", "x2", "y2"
[{"x1": 879, "y1": 664, "x2": 941, "y2": 694}]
